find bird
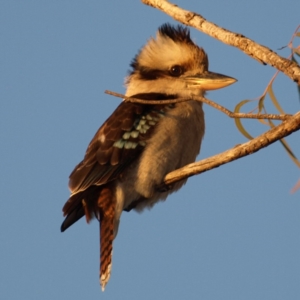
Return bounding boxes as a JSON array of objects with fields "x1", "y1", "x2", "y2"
[{"x1": 60, "y1": 23, "x2": 236, "y2": 291}]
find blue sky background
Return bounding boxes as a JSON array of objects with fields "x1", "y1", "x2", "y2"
[{"x1": 1, "y1": 1, "x2": 300, "y2": 299}]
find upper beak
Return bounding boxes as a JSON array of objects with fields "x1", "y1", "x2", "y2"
[{"x1": 183, "y1": 71, "x2": 237, "y2": 90}]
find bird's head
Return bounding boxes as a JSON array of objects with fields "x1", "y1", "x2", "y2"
[{"x1": 125, "y1": 23, "x2": 236, "y2": 98}]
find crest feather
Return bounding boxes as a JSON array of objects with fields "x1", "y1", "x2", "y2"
[
  {"x1": 130, "y1": 23, "x2": 200, "y2": 73},
  {"x1": 158, "y1": 23, "x2": 193, "y2": 45}
]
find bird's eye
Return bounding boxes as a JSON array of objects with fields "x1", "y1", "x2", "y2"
[{"x1": 169, "y1": 65, "x2": 183, "y2": 77}]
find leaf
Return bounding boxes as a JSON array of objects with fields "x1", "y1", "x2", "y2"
[
  {"x1": 296, "y1": 32, "x2": 300, "y2": 37},
  {"x1": 266, "y1": 82, "x2": 300, "y2": 167},
  {"x1": 293, "y1": 48, "x2": 300, "y2": 57},
  {"x1": 278, "y1": 45, "x2": 287, "y2": 50},
  {"x1": 268, "y1": 120, "x2": 300, "y2": 168},
  {"x1": 291, "y1": 55, "x2": 300, "y2": 102},
  {"x1": 268, "y1": 84, "x2": 285, "y2": 114},
  {"x1": 291, "y1": 179, "x2": 300, "y2": 194},
  {"x1": 234, "y1": 100, "x2": 254, "y2": 140},
  {"x1": 279, "y1": 139, "x2": 300, "y2": 168},
  {"x1": 257, "y1": 94, "x2": 269, "y2": 126},
  {"x1": 258, "y1": 94, "x2": 266, "y2": 112}
]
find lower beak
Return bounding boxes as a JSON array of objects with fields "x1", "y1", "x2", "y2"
[{"x1": 183, "y1": 71, "x2": 237, "y2": 90}]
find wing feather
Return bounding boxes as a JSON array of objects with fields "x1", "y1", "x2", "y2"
[{"x1": 62, "y1": 95, "x2": 177, "y2": 231}]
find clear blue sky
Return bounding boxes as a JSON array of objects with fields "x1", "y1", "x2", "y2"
[{"x1": 1, "y1": 1, "x2": 300, "y2": 299}]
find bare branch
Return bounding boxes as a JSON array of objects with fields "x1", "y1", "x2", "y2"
[
  {"x1": 104, "y1": 90, "x2": 300, "y2": 189},
  {"x1": 160, "y1": 111, "x2": 300, "y2": 187},
  {"x1": 105, "y1": 90, "x2": 292, "y2": 121},
  {"x1": 141, "y1": 0, "x2": 300, "y2": 84}
]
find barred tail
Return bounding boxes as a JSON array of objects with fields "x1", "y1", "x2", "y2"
[{"x1": 98, "y1": 187, "x2": 115, "y2": 291}]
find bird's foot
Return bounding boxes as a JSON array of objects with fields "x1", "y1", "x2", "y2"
[{"x1": 156, "y1": 183, "x2": 173, "y2": 193}]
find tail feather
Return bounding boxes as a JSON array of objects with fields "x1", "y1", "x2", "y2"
[
  {"x1": 60, "y1": 204, "x2": 84, "y2": 232},
  {"x1": 98, "y1": 187, "x2": 115, "y2": 291},
  {"x1": 61, "y1": 186, "x2": 100, "y2": 232},
  {"x1": 61, "y1": 185, "x2": 115, "y2": 291}
]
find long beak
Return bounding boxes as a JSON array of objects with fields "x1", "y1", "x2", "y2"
[{"x1": 183, "y1": 71, "x2": 237, "y2": 90}]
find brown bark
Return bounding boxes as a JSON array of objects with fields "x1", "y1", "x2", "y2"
[
  {"x1": 162, "y1": 112, "x2": 300, "y2": 186},
  {"x1": 142, "y1": 0, "x2": 300, "y2": 84},
  {"x1": 140, "y1": 0, "x2": 300, "y2": 187}
]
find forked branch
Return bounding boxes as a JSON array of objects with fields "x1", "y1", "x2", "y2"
[
  {"x1": 105, "y1": 90, "x2": 300, "y2": 188},
  {"x1": 161, "y1": 111, "x2": 300, "y2": 187}
]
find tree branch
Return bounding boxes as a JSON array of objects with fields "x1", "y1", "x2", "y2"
[
  {"x1": 141, "y1": 0, "x2": 300, "y2": 84},
  {"x1": 105, "y1": 90, "x2": 292, "y2": 120},
  {"x1": 160, "y1": 111, "x2": 300, "y2": 187},
  {"x1": 104, "y1": 89, "x2": 300, "y2": 187}
]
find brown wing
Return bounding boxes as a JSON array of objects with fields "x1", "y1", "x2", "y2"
[
  {"x1": 68, "y1": 102, "x2": 147, "y2": 194},
  {"x1": 61, "y1": 97, "x2": 175, "y2": 232}
]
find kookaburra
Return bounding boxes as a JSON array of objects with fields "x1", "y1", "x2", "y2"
[{"x1": 61, "y1": 23, "x2": 236, "y2": 290}]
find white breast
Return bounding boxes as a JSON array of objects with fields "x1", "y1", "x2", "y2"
[{"x1": 113, "y1": 100, "x2": 205, "y2": 234}]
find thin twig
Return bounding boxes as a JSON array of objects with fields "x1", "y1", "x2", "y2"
[
  {"x1": 141, "y1": 0, "x2": 300, "y2": 84},
  {"x1": 105, "y1": 90, "x2": 292, "y2": 121},
  {"x1": 159, "y1": 111, "x2": 300, "y2": 187}
]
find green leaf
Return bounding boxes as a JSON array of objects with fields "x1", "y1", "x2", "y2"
[
  {"x1": 257, "y1": 94, "x2": 269, "y2": 126},
  {"x1": 268, "y1": 120, "x2": 300, "y2": 168},
  {"x1": 258, "y1": 94, "x2": 266, "y2": 113},
  {"x1": 293, "y1": 48, "x2": 300, "y2": 57},
  {"x1": 234, "y1": 100, "x2": 254, "y2": 140},
  {"x1": 291, "y1": 55, "x2": 300, "y2": 102},
  {"x1": 268, "y1": 84, "x2": 285, "y2": 114}
]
